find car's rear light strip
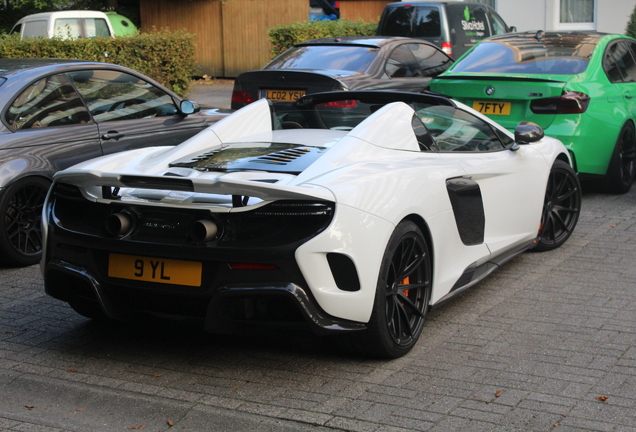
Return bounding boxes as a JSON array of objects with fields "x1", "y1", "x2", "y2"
[{"x1": 530, "y1": 91, "x2": 590, "y2": 114}]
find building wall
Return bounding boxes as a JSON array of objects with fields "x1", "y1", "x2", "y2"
[{"x1": 495, "y1": 0, "x2": 634, "y2": 34}]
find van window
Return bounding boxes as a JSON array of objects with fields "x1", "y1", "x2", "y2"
[
  {"x1": 413, "y1": 7, "x2": 441, "y2": 37},
  {"x1": 55, "y1": 18, "x2": 82, "y2": 39},
  {"x1": 490, "y1": 13, "x2": 509, "y2": 35},
  {"x1": 86, "y1": 18, "x2": 111, "y2": 37},
  {"x1": 381, "y1": 5, "x2": 414, "y2": 36},
  {"x1": 380, "y1": 5, "x2": 441, "y2": 38},
  {"x1": 23, "y1": 20, "x2": 48, "y2": 38},
  {"x1": 10, "y1": 23, "x2": 21, "y2": 35}
]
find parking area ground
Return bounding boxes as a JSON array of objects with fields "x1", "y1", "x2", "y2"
[{"x1": 1, "y1": 98, "x2": 636, "y2": 431}]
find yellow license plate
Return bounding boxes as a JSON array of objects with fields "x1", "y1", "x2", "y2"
[
  {"x1": 265, "y1": 89, "x2": 306, "y2": 102},
  {"x1": 472, "y1": 101, "x2": 511, "y2": 115},
  {"x1": 108, "y1": 253, "x2": 202, "y2": 287}
]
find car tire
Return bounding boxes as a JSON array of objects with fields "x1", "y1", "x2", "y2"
[
  {"x1": 0, "y1": 177, "x2": 50, "y2": 267},
  {"x1": 343, "y1": 221, "x2": 432, "y2": 359},
  {"x1": 534, "y1": 160, "x2": 581, "y2": 252},
  {"x1": 605, "y1": 122, "x2": 636, "y2": 194}
]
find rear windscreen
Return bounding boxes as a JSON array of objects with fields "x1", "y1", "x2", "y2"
[
  {"x1": 379, "y1": 5, "x2": 440, "y2": 37},
  {"x1": 450, "y1": 40, "x2": 590, "y2": 75},
  {"x1": 265, "y1": 45, "x2": 378, "y2": 72}
]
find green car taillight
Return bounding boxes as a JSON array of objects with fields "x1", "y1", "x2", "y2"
[{"x1": 530, "y1": 91, "x2": 590, "y2": 114}]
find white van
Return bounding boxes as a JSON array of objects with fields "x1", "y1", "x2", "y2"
[{"x1": 10, "y1": 11, "x2": 115, "y2": 39}]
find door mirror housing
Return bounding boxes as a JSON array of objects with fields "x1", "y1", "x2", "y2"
[
  {"x1": 180, "y1": 100, "x2": 200, "y2": 115},
  {"x1": 514, "y1": 121, "x2": 544, "y2": 144}
]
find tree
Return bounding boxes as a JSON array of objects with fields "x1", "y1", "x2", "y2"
[{"x1": 627, "y1": 3, "x2": 636, "y2": 38}]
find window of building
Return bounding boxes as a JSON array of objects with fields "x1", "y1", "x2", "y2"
[{"x1": 559, "y1": 0, "x2": 596, "y2": 30}]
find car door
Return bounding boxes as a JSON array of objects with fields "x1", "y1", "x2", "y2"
[
  {"x1": 1, "y1": 73, "x2": 102, "y2": 182},
  {"x1": 67, "y1": 69, "x2": 206, "y2": 155},
  {"x1": 416, "y1": 105, "x2": 546, "y2": 257},
  {"x1": 376, "y1": 43, "x2": 450, "y2": 92}
]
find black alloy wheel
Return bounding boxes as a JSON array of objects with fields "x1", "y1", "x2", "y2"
[
  {"x1": 0, "y1": 177, "x2": 50, "y2": 267},
  {"x1": 534, "y1": 160, "x2": 581, "y2": 252},
  {"x1": 606, "y1": 122, "x2": 636, "y2": 194},
  {"x1": 344, "y1": 221, "x2": 432, "y2": 358}
]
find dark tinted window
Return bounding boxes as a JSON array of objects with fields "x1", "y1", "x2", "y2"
[
  {"x1": 413, "y1": 7, "x2": 441, "y2": 37},
  {"x1": 265, "y1": 45, "x2": 378, "y2": 72},
  {"x1": 380, "y1": 5, "x2": 414, "y2": 36},
  {"x1": 68, "y1": 70, "x2": 178, "y2": 122},
  {"x1": 409, "y1": 43, "x2": 452, "y2": 76},
  {"x1": 386, "y1": 45, "x2": 420, "y2": 77},
  {"x1": 6, "y1": 74, "x2": 91, "y2": 130},
  {"x1": 605, "y1": 41, "x2": 636, "y2": 83},
  {"x1": 451, "y1": 40, "x2": 590, "y2": 74},
  {"x1": 10, "y1": 23, "x2": 21, "y2": 35}
]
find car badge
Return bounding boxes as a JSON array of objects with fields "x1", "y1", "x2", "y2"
[
  {"x1": 485, "y1": 86, "x2": 495, "y2": 96},
  {"x1": 279, "y1": 75, "x2": 286, "y2": 83}
]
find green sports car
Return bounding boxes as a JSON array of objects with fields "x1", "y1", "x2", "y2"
[{"x1": 430, "y1": 31, "x2": 636, "y2": 193}]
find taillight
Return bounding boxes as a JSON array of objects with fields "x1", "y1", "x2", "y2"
[
  {"x1": 530, "y1": 91, "x2": 590, "y2": 114},
  {"x1": 317, "y1": 100, "x2": 358, "y2": 108},
  {"x1": 231, "y1": 90, "x2": 255, "y2": 105},
  {"x1": 442, "y1": 42, "x2": 452, "y2": 57}
]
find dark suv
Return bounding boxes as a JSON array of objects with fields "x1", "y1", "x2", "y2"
[{"x1": 377, "y1": 2, "x2": 514, "y2": 58}]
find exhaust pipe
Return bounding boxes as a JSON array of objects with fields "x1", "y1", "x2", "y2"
[
  {"x1": 105, "y1": 212, "x2": 133, "y2": 236},
  {"x1": 190, "y1": 219, "x2": 218, "y2": 243}
]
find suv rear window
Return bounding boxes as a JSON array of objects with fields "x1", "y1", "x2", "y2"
[{"x1": 380, "y1": 5, "x2": 441, "y2": 37}]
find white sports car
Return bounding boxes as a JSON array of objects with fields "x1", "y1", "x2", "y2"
[{"x1": 42, "y1": 91, "x2": 581, "y2": 358}]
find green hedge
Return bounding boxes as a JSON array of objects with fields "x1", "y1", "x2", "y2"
[
  {"x1": 269, "y1": 20, "x2": 378, "y2": 57},
  {"x1": 0, "y1": 29, "x2": 196, "y2": 95}
]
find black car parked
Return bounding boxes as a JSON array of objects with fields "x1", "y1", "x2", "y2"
[
  {"x1": 231, "y1": 36, "x2": 453, "y2": 109},
  {"x1": 0, "y1": 58, "x2": 227, "y2": 267}
]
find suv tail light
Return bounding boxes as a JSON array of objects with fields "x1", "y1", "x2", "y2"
[
  {"x1": 530, "y1": 91, "x2": 590, "y2": 114},
  {"x1": 442, "y1": 42, "x2": 452, "y2": 57},
  {"x1": 231, "y1": 90, "x2": 255, "y2": 105}
]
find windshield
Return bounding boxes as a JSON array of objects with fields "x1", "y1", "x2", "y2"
[
  {"x1": 451, "y1": 40, "x2": 591, "y2": 75},
  {"x1": 265, "y1": 45, "x2": 378, "y2": 72}
]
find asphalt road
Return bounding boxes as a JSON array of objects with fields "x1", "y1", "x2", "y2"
[{"x1": 2, "y1": 120, "x2": 636, "y2": 430}]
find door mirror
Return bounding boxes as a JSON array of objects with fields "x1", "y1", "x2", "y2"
[
  {"x1": 514, "y1": 121, "x2": 544, "y2": 144},
  {"x1": 180, "y1": 100, "x2": 200, "y2": 115}
]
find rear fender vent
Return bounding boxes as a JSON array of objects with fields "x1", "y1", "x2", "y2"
[{"x1": 252, "y1": 148, "x2": 311, "y2": 166}]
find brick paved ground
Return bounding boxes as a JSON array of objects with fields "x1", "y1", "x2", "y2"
[{"x1": 1, "y1": 184, "x2": 635, "y2": 432}]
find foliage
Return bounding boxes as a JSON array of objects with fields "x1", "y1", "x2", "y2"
[
  {"x1": 268, "y1": 20, "x2": 378, "y2": 57},
  {"x1": 0, "y1": 29, "x2": 196, "y2": 95},
  {"x1": 627, "y1": 3, "x2": 636, "y2": 38}
]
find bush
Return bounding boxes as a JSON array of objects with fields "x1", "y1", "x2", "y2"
[
  {"x1": 627, "y1": 4, "x2": 636, "y2": 38},
  {"x1": 0, "y1": 29, "x2": 196, "y2": 95},
  {"x1": 269, "y1": 20, "x2": 378, "y2": 57}
]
